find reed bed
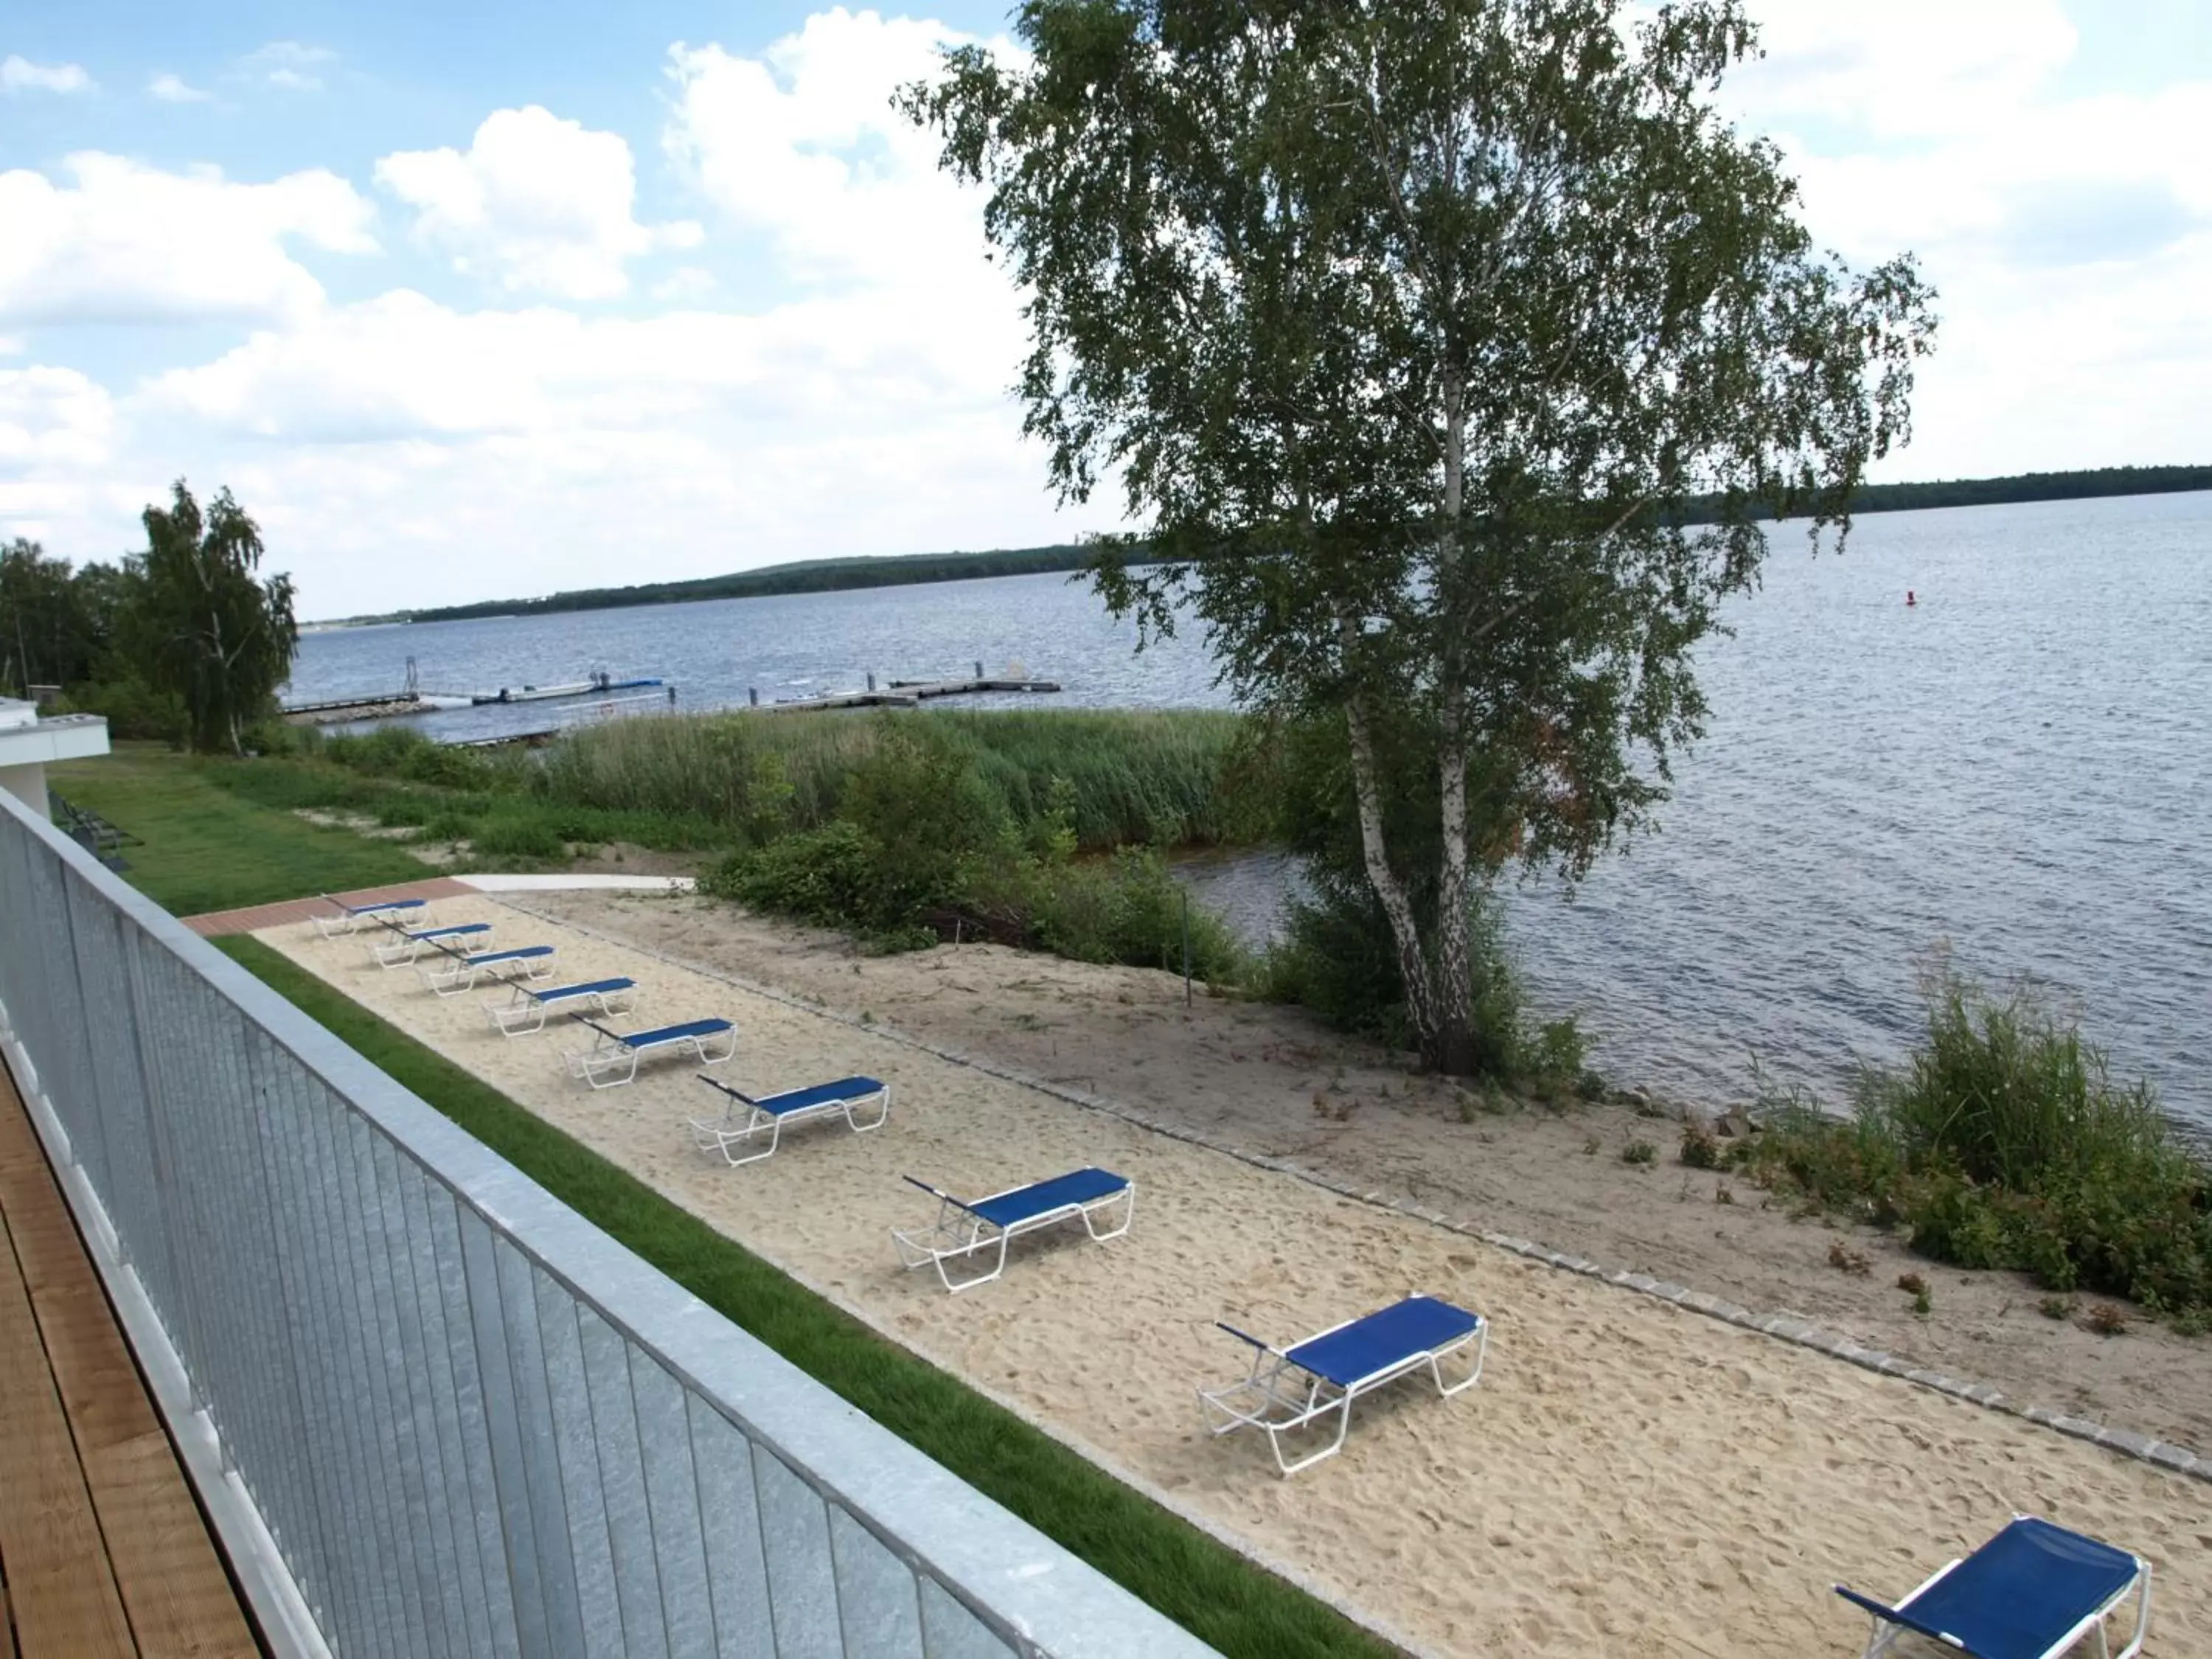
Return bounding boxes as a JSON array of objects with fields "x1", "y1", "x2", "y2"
[{"x1": 539, "y1": 707, "x2": 1251, "y2": 849}]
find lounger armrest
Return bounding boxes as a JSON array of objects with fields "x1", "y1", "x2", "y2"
[
  {"x1": 696, "y1": 1073, "x2": 758, "y2": 1106},
  {"x1": 1216, "y1": 1322, "x2": 1281, "y2": 1356},
  {"x1": 902, "y1": 1175, "x2": 983, "y2": 1217},
  {"x1": 1832, "y1": 1585, "x2": 1974, "y2": 1653}
]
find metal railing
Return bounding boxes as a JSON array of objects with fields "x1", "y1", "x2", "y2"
[{"x1": 0, "y1": 785, "x2": 1219, "y2": 1659}]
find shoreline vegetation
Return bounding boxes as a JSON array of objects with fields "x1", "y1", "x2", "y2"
[
  {"x1": 323, "y1": 463, "x2": 2212, "y2": 627},
  {"x1": 56, "y1": 717, "x2": 2208, "y2": 1335}
]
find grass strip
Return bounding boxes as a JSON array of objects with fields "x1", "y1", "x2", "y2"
[
  {"x1": 49, "y1": 744, "x2": 432, "y2": 915},
  {"x1": 215, "y1": 935, "x2": 1394, "y2": 1659}
]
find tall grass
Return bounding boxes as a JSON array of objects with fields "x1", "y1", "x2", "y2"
[
  {"x1": 540, "y1": 708, "x2": 1253, "y2": 849},
  {"x1": 1733, "y1": 964, "x2": 2211, "y2": 1318}
]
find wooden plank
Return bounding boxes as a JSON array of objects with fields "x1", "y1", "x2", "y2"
[
  {"x1": 0, "y1": 1187, "x2": 135, "y2": 1658},
  {"x1": 0, "y1": 1082, "x2": 259, "y2": 1658}
]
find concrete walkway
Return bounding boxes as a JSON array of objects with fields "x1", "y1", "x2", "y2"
[{"x1": 183, "y1": 872, "x2": 694, "y2": 936}]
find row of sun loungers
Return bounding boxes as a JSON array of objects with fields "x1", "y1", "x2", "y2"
[
  {"x1": 331, "y1": 902, "x2": 735, "y2": 1090},
  {"x1": 309, "y1": 897, "x2": 2158, "y2": 1649}
]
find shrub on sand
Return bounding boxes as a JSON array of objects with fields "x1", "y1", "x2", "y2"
[{"x1": 1733, "y1": 964, "x2": 2211, "y2": 1321}]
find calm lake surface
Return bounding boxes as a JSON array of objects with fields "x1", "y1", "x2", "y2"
[{"x1": 291, "y1": 491, "x2": 2212, "y2": 1129}]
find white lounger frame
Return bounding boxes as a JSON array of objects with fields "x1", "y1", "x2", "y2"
[
  {"x1": 891, "y1": 1175, "x2": 1135, "y2": 1293},
  {"x1": 369, "y1": 925, "x2": 492, "y2": 969},
  {"x1": 1197, "y1": 1304, "x2": 1487, "y2": 1475},
  {"x1": 487, "y1": 979, "x2": 638, "y2": 1037},
  {"x1": 417, "y1": 947, "x2": 557, "y2": 998},
  {"x1": 313, "y1": 896, "x2": 434, "y2": 939},
  {"x1": 563, "y1": 1020, "x2": 737, "y2": 1089},
  {"x1": 689, "y1": 1077, "x2": 890, "y2": 1167},
  {"x1": 1850, "y1": 1518, "x2": 2152, "y2": 1659}
]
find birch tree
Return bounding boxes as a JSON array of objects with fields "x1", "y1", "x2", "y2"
[
  {"x1": 906, "y1": 0, "x2": 1935, "y2": 1074},
  {"x1": 137, "y1": 482, "x2": 299, "y2": 754}
]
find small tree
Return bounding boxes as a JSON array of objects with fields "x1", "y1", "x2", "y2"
[
  {"x1": 908, "y1": 0, "x2": 1937, "y2": 1074},
  {"x1": 136, "y1": 482, "x2": 299, "y2": 754}
]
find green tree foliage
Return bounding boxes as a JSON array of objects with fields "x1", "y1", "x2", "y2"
[
  {"x1": 133, "y1": 482, "x2": 300, "y2": 754},
  {"x1": 907, "y1": 0, "x2": 1937, "y2": 1073},
  {"x1": 0, "y1": 538, "x2": 108, "y2": 693}
]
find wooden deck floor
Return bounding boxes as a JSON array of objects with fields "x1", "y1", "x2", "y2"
[{"x1": 0, "y1": 1060, "x2": 262, "y2": 1658}]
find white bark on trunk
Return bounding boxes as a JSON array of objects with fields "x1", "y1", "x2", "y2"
[
  {"x1": 1338, "y1": 613, "x2": 1438, "y2": 1044},
  {"x1": 1430, "y1": 364, "x2": 1478, "y2": 1070}
]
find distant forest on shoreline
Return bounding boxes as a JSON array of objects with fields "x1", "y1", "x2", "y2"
[{"x1": 352, "y1": 463, "x2": 2212, "y2": 628}]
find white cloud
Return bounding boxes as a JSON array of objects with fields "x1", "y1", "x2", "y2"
[
  {"x1": 86, "y1": 288, "x2": 1066, "y2": 611},
  {"x1": 1729, "y1": 0, "x2": 2079, "y2": 141},
  {"x1": 148, "y1": 72, "x2": 212, "y2": 104},
  {"x1": 2, "y1": 55, "x2": 93, "y2": 95},
  {"x1": 0, "y1": 153, "x2": 377, "y2": 327},
  {"x1": 1710, "y1": 2, "x2": 2212, "y2": 479},
  {"x1": 376, "y1": 107, "x2": 700, "y2": 300},
  {"x1": 0, "y1": 365, "x2": 128, "y2": 537},
  {"x1": 240, "y1": 41, "x2": 335, "y2": 93},
  {"x1": 664, "y1": 9, "x2": 1009, "y2": 291},
  {"x1": 652, "y1": 265, "x2": 717, "y2": 302}
]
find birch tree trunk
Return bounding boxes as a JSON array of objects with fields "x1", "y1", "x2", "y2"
[
  {"x1": 1339, "y1": 612, "x2": 1440, "y2": 1048},
  {"x1": 1426, "y1": 361, "x2": 1479, "y2": 1072}
]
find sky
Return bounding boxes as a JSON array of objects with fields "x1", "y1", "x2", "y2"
[{"x1": 3, "y1": 2, "x2": 2210, "y2": 617}]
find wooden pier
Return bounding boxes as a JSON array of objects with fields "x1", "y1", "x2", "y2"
[{"x1": 281, "y1": 691, "x2": 425, "y2": 726}]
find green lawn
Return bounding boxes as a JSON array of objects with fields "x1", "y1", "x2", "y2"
[
  {"x1": 219, "y1": 937, "x2": 1391, "y2": 1659},
  {"x1": 49, "y1": 742, "x2": 432, "y2": 914}
]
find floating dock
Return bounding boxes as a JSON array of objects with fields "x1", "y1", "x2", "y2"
[
  {"x1": 470, "y1": 676, "x2": 664, "y2": 706},
  {"x1": 751, "y1": 677, "x2": 1060, "y2": 713}
]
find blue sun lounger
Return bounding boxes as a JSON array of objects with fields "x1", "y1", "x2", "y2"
[
  {"x1": 417, "y1": 943, "x2": 557, "y2": 996},
  {"x1": 1197, "y1": 1294, "x2": 1487, "y2": 1475},
  {"x1": 891, "y1": 1167, "x2": 1134, "y2": 1292},
  {"x1": 1835, "y1": 1514, "x2": 2152, "y2": 1659},
  {"x1": 563, "y1": 1018, "x2": 736, "y2": 1088},
  {"x1": 487, "y1": 975, "x2": 639, "y2": 1037},
  {"x1": 313, "y1": 894, "x2": 434, "y2": 939},
  {"x1": 689, "y1": 1074, "x2": 890, "y2": 1166},
  {"x1": 369, "y1": 921, "x2": 492, "y2": 968}
]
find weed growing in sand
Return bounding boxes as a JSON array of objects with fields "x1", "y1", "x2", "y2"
[
  {"x1": 2084, "y1": 1303, "x2": 2129, "y2": 1338},
  {"x1": 1827, "y1": 1242, "x2": 1871, "y2": 1276},
  {"x1": 2038, "y1": 1295, "x2": 2076, "y2": 1321},
  {"x1": 1728, "y1": 963, "x2": 2211, "y2": 1324},
  {"x1": 1679, "y1": 1121, "x2": 1721, "y2": 1169},
  {"x1": 1622, "y1": 1138, "x2": 1656, "y2": 1166},
  {"x1": 1714, "y1": 1183, "x2": 1735, "y2": 1206},
  {"x1": 1582, "y1": 1134, "x2": 1601, "y2": 1155}
]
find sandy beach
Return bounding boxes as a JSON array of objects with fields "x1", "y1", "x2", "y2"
[{"x1": 264, "y1": 894, "x2": 2211, "y2": 1658}]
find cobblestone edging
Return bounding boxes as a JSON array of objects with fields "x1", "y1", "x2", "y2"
[{"x1": 499, "y1": 897, "x2": 2212, "y2": 1489}]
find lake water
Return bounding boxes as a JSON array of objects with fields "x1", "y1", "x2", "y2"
[{"x1": 289, "y1": 492, "x2": 2212, "y2": 1129}]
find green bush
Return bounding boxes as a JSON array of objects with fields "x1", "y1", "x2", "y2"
[
  {"x1": 703, "y1": 821, "x2": 894, "y2": 931},
  {"x1": 468, "y1": 815, "x2": 569, "y2": 861},
  {"x1": 1025, "y1": 849, "x2": 1248, "y2": 981},
  {"x1": 1260, "y1": 874, "x2": 1575, "y2": 1088},
  {"x1": 58, "y1": 677, "x2": 189, "y2": 743},
  {"x1": 1734, "y1": 968, "x2": 2211, "y2": 1320}
]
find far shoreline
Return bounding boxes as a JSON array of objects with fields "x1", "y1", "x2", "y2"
[{"x1": 308, "y1": 465, "x2": 2212, "y2": 628}]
